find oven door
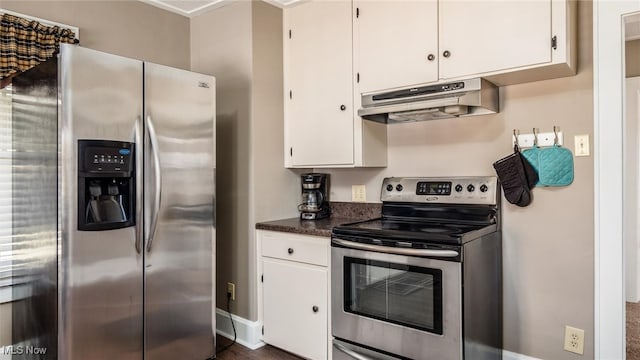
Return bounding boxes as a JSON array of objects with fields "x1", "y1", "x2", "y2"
[{"x1": 331, "y1": 240, "x2": 462, "y2": 360}]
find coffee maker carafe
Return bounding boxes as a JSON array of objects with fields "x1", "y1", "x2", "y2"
[{"x1": 299, "y1": 173, "x2": 330, "y2": 220}]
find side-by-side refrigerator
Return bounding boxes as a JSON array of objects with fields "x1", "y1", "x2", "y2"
[{"x1": 10, "y1": 44, "x2": 215, "y2": 360}]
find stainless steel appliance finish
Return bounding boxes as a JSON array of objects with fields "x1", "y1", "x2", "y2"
[
  {"x1": 9, "y1": 44, "x2": 215, "y2": 360},
  {"x1": 332, "y1": 246, "x2": 463, "y2": 360},
  {"x1": 331, "y1": 176, "x2": 502, "y2": 360},
  {"x1": 59, "y1": 45, "x2": 145, "y2": 360},
  {"x1": 358, "y1": 78, "x2": 499, "y2": 123},
  {"x1": 143, "y1": 62, "x2": 215, "y2": 360}
]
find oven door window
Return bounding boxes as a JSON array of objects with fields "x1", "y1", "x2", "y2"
[{"x1": 344, "y1": 257, "x2": 443, "y2": 335}]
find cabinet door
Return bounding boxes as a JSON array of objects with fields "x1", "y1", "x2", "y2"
[
  {"x1": 285, "y1": 0, "x2": 354, "y2": 166},
  {"x1": 439, "y1": 0, "x2": 552, "y2": 80},
  {"x1": 263, "y1": 258, "x2": 328, "y2": 360},
  {"x1": 356, "y1": 0, "x2": 438, "y2": 93}
]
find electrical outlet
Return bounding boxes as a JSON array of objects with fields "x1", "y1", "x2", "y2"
[
  {"x1": 575, "y1": 134, "x2": 590, "y2": 156},
  {"x1": 563, "y1": 325, "x2": 585, "y2": 355},
  {"x1": 227, "y1": 282, "x2": 235, "y2": 301},
  {"x1": 352, "y1": 185, "x2": 366, "y2": 202}
]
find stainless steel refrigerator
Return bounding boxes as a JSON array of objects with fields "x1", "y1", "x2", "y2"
[{"x1": 9, "y1": 44, "x2": 215, "y2": 360}]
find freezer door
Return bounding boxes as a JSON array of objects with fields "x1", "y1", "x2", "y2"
[
  {"x1": 144, "y1": 63, "x2": 215, "y2": 360},
  {"x1": 58, "y1": 45, "x2": 144, "y2": 360}
]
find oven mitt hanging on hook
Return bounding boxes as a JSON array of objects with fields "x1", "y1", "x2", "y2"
[
  {"x1": 538, "y1": 145, "x2": 574, "y2": 186},
  {"x1": 521, "y1": 146, "x2": 541, "y2": 187},
  {"x1": 492, "y1": 148, "x2": 538, "y2": 207}
]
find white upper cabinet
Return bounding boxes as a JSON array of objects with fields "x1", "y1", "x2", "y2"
[
  {"x1": 284, "y1": 0, "x2": 387, "y2": 168},
  {"x1": 354, "y1": 0, "x2": 576, "y2": 92},
  {"x1": 355, "y1": 0, "x2": 439, "y2": 93},
  {"x1": 285, "y1": 0, "x2": 355, "y2": 167},
  {"x1": 439, "y1": 0, "x2": 552, "y2": 79}
]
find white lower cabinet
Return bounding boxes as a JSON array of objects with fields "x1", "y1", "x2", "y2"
[{"x1": 258, "y1": 230, "x2": 330, "y2": 360}]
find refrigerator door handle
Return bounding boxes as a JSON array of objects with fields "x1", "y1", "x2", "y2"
[
  {"x1": 146, "y1": 115, "x2": 162, "y2": 252},
  {"x1": 134, "y1": 117, "x2": 143, "y2": 254}
]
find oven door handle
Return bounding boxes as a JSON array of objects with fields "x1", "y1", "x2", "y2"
[
  {"x1": 334, "y1": 342, "x2": 375, "y2": 360},
  {"x1": 332, "y1": 238, "x2": 459, "y2": 258}
]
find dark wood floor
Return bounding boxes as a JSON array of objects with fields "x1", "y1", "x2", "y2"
[
  {"x1": 629, "y1": 302, "x2": 640, "y2": 360},
  {"x1": 215, "y1": 334, "x2": 303, "y2": 360}
]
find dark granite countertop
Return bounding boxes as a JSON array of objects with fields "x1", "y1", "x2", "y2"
[
  {"x1": 256, "y1": 202, "x2": 381, "y2": 237},
  {"x1": 255, "y1": 217, "x2": 364, "y2": 238}
]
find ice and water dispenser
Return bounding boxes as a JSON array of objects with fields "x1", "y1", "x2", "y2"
[{"x1": 77, "y1": 140, "x2": 135, "y2": 230}]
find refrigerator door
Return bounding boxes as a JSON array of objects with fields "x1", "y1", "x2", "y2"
[
  {"x1": 144, "y1": 63, "x2": 215, "y2": 360},
  {"x1": 58, "y1": 45, "x2": 144, "y2": 360}
]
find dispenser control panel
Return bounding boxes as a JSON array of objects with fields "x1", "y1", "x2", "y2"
[
  {"x1": 79, "y1": 140, "x2": 134, "y2": 175},
  {"x1": 77, "y1": 139, "x2": 136, "y2": 231}
]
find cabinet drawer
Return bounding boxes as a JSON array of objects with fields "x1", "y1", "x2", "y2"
[{"x1": 260, "y1": 231, "x2": 329, "y2": 267}]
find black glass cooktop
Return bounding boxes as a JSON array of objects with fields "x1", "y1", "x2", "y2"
[{"x1": 332, "y1": 218, "x2": 496, "y2": 245}]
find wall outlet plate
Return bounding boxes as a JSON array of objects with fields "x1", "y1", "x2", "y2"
[
  {"x1": 351, "y1": 185, "x2": 366, "y2": 202},
  {"x1": 227, "y1": 282, "x2": 235, "y2": 301},
  {"x1": 563, "y1": 325, "x2": 585, "y2": 355}
]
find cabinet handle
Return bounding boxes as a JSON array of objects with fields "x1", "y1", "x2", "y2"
[
  {"x1": 312, "y1": 306, "x2": 319, "y2": 313},
  {"x1": 427, "y1": 54, "x2": 435, "y2": 61},
  {"x1": 287, "y1": 247, "x2": 294, "y2": 255},
  {"x1": 443, "y1": 50, "x2": 451, "y2": 58},
  {"x1": 340, "y1": 104, "x2": 346, "y2": 111}
]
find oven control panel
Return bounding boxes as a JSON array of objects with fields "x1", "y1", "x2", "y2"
[{"x1": 381, "y1": 176, "x2": 499, "y2": 205}]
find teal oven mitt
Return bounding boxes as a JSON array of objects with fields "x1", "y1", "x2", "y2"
[{"x1": 538, "y1": 145, "x2": 574, "y2": 186}]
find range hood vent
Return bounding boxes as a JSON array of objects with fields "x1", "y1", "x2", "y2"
[{"x1": 358, "y1": 78, "x2": 499, "y2": 124}]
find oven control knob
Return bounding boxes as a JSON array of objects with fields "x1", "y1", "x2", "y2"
[
  {"x1": 467, "y1": 184, "x2": 475, "y2": 192},
  {"x1": 480, "y1": 184, "x2": 489, "y2": 193},
  {"x1": 396, "y1": 184, "x2": 403, "y2": 191},
  {"x1": 386, "y1": 184, "x2": 394, "y2": 192},
  {"x1": 455, "y1": 184, "x2": 463, "y2": 192}
]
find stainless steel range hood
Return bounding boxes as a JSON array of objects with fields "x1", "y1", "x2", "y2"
[{"x1": 358, "y1": 78, "x2": 499, "y2": 124}]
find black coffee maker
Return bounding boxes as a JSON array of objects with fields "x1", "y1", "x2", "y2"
[{"x1": 299, "y1": 173, "x2": 330, "y2": 220}]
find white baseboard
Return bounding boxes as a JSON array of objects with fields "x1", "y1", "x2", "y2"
[
  {"x1": 215, "y1": 308, "x2": 265, "y2": 350},
  {"x1": 503, "y1": 350, "x2": 542, "y2": 360},
  {"x1": 215, "y1": 313, "x2": 539, "y2": 360}
]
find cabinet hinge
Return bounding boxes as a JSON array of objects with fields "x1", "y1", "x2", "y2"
[
  {"x1": 551, "y1": 35, "x2": 557, "y2": 50},
  {"x1": 262, "y1": 326, "x2": 264, "y2": 335},
  {"x1": 356, "y1": 7, "x2": 359, "y2": 18},
  {"x1": 357, "y1": 72, "x2": 360, "y2": 83},
  {"x1": 289, "y1": 90, "x2": 292, "y2": 99},
  {"x1": 289, "y1": 29, "x2": 292, "y2": 39}
]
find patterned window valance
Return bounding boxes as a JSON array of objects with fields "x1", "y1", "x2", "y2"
[{"x1": 0, "y1": 13, "x2": 78, "y2": 87}]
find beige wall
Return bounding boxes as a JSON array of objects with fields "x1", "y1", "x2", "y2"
[
  {"x1": 191, "y1": 1, "x2": 299, "y2": 320},
  {"x1": 0, "y1": 1, "x2": 598, "y2": 357},
  {"x1": 0, "y1": 302, "x2": 9, "y2": 346},
  {"x1": 249, "y1": 0, "x2": 302, "y2": 318},
  {"x1": 2, "y1": 1, "x2": 190, "y2": 69},
  {"x1": 191, "y1": 1, "x2": 253, "y2": 318},
  {"x1": 321, "y1": 2, "x2": 594, "y2": 359},
  {"x1": 627, "y1": 39, "x2": 640, "y2": 77}
]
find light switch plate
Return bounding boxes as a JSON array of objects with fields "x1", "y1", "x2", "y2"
[
  {"x1": 352, "y1": 185, "x2": 366, "y2": 202},
  {"x1": 574, "y1": 134, "x2": 590, "y2": 156}
]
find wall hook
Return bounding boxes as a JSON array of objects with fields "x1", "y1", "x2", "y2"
[
  {"x1": 553, "y1": 126, "x2": 559, "y2": 146},
  {"x1": 532, "y1": 128, "x2": 538, "y2": 147}
]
